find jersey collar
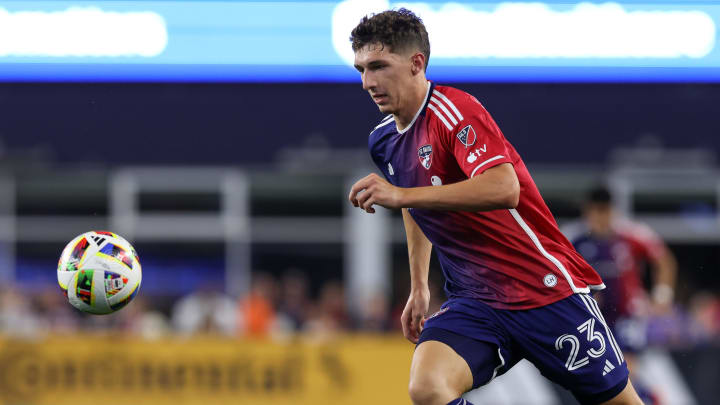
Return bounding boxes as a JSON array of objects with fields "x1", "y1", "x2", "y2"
[{"x1": 397, "y1": 81, "x2": 433, "y2": 134}]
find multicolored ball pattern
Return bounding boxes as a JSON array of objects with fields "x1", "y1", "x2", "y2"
[{"x1": 57, "y1": 231, "x2": 142, "y2": 315}]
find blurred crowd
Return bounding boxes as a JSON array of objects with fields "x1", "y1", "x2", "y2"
[
  {"x1": 1, "y1": 182, "x2": 720, "y2": 350},
  {"x1": 0, "y1": 268, "x2": 408, "y2": 341},
  {"x1": 0, "y1": 267, "x2": 718, "y2": 347}
]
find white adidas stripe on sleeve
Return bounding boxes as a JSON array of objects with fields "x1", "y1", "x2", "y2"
[
  {"x1": 430, "y1": 96, "x2": 458, "y2": 126},
  {"x1": 427, "y1": 103, "x2": 453, "y2": 130},
  {"x1": 433, "y1": 90, "x2": 464, "y2": 121}
]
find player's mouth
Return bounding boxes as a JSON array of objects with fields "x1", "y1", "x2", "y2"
[{"x1": 372, "y1": 94, "x2": 388, "y2": 104}]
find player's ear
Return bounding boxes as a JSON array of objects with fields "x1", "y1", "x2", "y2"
[{"x1": 410, "y1": 52, "x2": 425, "y2": 75}]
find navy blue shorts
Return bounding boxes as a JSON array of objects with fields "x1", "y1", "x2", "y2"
[{"x1": 418, "y1": 293, "x2": 629, "y2": 405}]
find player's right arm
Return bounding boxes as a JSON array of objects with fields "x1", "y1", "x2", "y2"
[{"x1": 400, "y1": 208, "x2": 432, "y2": 343}]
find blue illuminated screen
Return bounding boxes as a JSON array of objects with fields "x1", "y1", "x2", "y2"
[{"x1": 0, "y1": 1, "x2": 718, "y2": 82}]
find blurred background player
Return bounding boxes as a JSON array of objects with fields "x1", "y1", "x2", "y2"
[{"x1": 564, "y1": 186, "x2": 678, "y2": 404}]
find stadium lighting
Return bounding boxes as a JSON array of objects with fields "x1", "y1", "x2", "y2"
[
  {"x1": 0, "y1": 6, "x2": 168, "y2": 57},
  {"x1": 333, "y1": 1, "x2": 716, "y2": 64}
]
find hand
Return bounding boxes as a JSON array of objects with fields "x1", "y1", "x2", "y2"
[
  {"x1": 400, "y1": 287, "x2": 430, "y2": 343},
  {"x1": 348, "y1": 173, "x2": 403, "y2": 213},
  {"x1": 650, "y1": 284, "x2": 674, "y2": 315}
]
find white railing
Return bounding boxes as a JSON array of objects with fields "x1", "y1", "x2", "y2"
[
  {"x1": 1, "y1": 161, "x2": 720, "y2": 310},
  {"x1": 109, "y1": 167, "x2": 251, "y2": 298}
]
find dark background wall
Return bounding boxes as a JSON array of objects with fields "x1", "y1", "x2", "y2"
[{"x1": 1, "y1": 82, "x2": 718, "y2": 166}]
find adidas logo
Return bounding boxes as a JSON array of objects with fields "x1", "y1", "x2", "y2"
[
  {"x1": 602, "y1": 359, "x2": 615, "y2": 376},
  {"x1": 90, "y1": 236, "x2": 106, "y2": 246}
]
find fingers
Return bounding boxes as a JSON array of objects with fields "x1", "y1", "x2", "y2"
[
  {"x1": 356, "y1": 186, "x2": 371, "y2": 207},
  {"x1": 358, "y1": 191, "x2": 377, "y2": 213},
  {"x1": 406, "y1": 321, "x2": 418, "y2": 343},
  {"x1": 348, "y1": 174, "x2": 374, "y2": 208},
  {"x1": 348, "y1": 180, "x2": 365, "y2": 207},
  {"x1": 408, "y1": 312, "x2": 424, "y2": 343},
  {"x1": 400, "y1": 309, "x2": 410, "y2": 340},
  {"x1": 402, "y1": 308, "x2": 417, "y2": 342},
  {"x1": 401, "y1": 305, "x2": 421, "y2": 343},
  {"x1": 415, "y1": 313, "x2": 424, "y2": 338},
  {"x1": 355, "y1": 191, "x2": 375, "y2": 214},
  {"x1": 348, "y1": 174, "x2": 379, "y2": 214},
  {"x1": 408, "y1": 317, "x2": 416, "y2": 342},
  {"x1": 401, "y1": 301, "x2": 428, "y2": 343},
  {"x1": 348, "y1": 190, "x2": 358, "y2": 207}
]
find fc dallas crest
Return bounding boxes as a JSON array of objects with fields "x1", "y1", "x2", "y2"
[{"x1": 418, "y1": 144, "x2": 432, "y2": 169}]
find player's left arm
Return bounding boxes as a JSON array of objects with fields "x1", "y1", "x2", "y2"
[{"x1": 348, "y1": 164, "x2": 519, "y2": 213}]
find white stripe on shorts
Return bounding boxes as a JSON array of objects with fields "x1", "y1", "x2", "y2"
[
  {"x1": 587, "y1": 295, "x2": 625, "y2": 364},
  {"x1": 579, "y1": 294, "x2": 624, "y2": 365}
]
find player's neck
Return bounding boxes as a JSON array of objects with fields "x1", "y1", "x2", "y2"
[{"x1": 394, "y1": 80, "x2": 430, "y2": 132}]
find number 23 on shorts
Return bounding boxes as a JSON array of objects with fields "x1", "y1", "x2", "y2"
[{"x1": 555, "y1": 317, "x2": 622, "y2": 374}]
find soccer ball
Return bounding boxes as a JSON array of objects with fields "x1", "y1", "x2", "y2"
[{"x1": 57, "y1": 231, "x2": 142, "y2": 314}]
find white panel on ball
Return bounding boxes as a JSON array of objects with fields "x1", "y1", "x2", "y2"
[{"x1": 57, "y1": 230, "x2": 142, "y2": 315}]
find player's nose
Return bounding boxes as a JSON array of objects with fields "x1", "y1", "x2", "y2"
[{"x1": 361, "y1": 71, "x2": 376, "y2": 91}]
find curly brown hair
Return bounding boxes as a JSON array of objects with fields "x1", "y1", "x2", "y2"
[{"x1": 350, "y1": 8, "x2": 430, "y2": 72}]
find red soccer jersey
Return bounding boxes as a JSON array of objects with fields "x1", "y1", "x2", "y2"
[{"x1": 369, "y1": 83, "x2": 605, "y2": 309}]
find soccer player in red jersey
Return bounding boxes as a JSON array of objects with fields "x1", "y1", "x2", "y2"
[{"x1": 347, "y1": 9, "x2": 644, "y2": 405}]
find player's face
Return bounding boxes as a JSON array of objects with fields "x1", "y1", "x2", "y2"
[
  {"x1": 354, "y1": 43, "x2": 415, "y2": 115},
  {"x1": 585, "y1": 203, "x2": 613, "y2": 236}
]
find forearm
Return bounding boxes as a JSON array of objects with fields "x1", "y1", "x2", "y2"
[
  {"x1": 400, "y1": 163, "x2": 520, "y2": 212},
  {"x1": 651, "y1": 251, "x2": 678, "y2": 305},
  {"x1": 402, "y1": 208, "x2": 432, "y2": 291},
  {"x1": 654, "y1": 252, "x2": 677, "y2": 287}
]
